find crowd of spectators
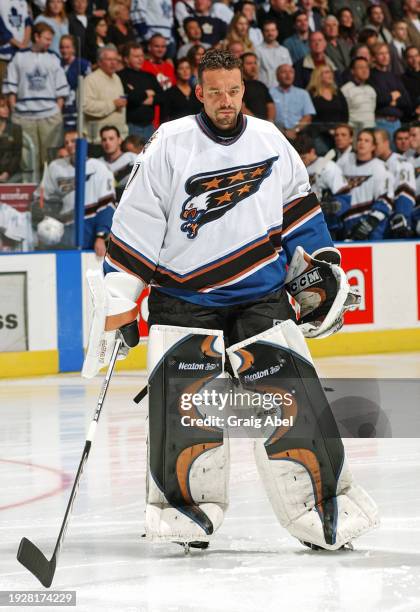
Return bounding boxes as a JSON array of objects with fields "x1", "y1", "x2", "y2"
[{"x1": 0, "y1": 0, "x2": 419, "y2": 250}]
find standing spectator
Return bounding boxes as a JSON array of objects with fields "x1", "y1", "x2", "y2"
[
  {"x1": 162, "y1": 58, "x2": 201, "y2": 121},
  {"x1": 255, "y1": 20, "x2": 292, "y2": 89},
  {"x1": 60, "y1": 34, "x2": 91, "y2": 131},
  {"x1": 394, "y1": 127, "x2": 412, "y2": 157},
  {"x1": 238, "y1": 1, "x2": 263, "y2": 47},
  {"x1": 193, "y1": 0, "x2": 228, "y2": 46},
  {"x1": 341, "y1": 58, "x2": 377, "y2": 130},
  {"x1": 186, "y1": 44, "x2": 206, "y2": 86},
  {"x1": 283, "y1": 11, "x2": 310, "y2": 64},
  {"x1": 142, "y1": 34, "x2": 176, "y2": 92},
  {"x1": 402, "y1": 46, "x2": 420, "y2": 118},
  {"x1": 258, "y1": 0, "x2": 296, "y2": 44},
  {"x1": 84, "y1": 16, "x2": 109, "y2": 67},
  {"x1": 366, "y1": 5, "x2": 392, "y2": 45},
  {"x1": 34, "y1": 0, "x2": 69, "y2": 57},
  {"x1": 2, "y1": 23, "x2": 69, "y2": 169},
  {"x1": 334, "y1": 123, "x2": 353, "y2": 164},
  {"x1": 107, "y1": 2, "x2": 137, "y2": 53},
  {"x1": 68, "y1": 0, "x2": 88, "y2": 59},
  {"x1": 130, "y1": 0, "x2": 175, "y2": 57},
  {"x1": 402, "y1": 0, "x2": 420, "y2": 49},
  {"x1": 117, "y1": 42, "x2": 162, "y2": 140},
  {"x1": 0, "y1": 93, "x2": 22, "y2": 182},
  {"x1": 369, "y1": 42, "x2": 412, "y2": 139},
  {"x1": 337, "y1": 7, "x2": 356, "y2": 48},
  {"x1": 99, "y1": 125, "x2": 136, "y2": 202},
  {"x1": 177, "y1": 18, "x2": 210, "y2": 59},
  {"x1": 294, "y1": 31, "x2": 337, "y2": 90},
  {"x1": 329, "y1": 0, "x2": 366, "y2": 30},
  {"x1": 299, "y1": 0, "x2": 322, "y2": 32},
  {"x1": 83, "y1": 45, "x2": 128, "y2": 143},
  {"x1": 270, "y1": 63, "x2": 315, "y2": 139},
  {"x1": 0, "y1": 0, "x2": 32, "y2": 88},
  {"x1": 390, "y1": 21, "x2": 409, "y2": 75},
  {"x1": 241, "y1": 51, "x2": 275, "y2": 121},
  {"x1": 322, "y1": 15, "x2": 350, "y2": 73},
  {"x1": 307, "y1": 65, "x2": 348, "y2": 125},
  {"x1": 224, "y1": 13, "x2": 255, "y2": 54}
]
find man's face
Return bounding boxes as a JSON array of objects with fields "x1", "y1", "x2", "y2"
[
  {"x1": 73, "y1": 0, "x2": 87, "y2": 14},
  {"x1": 406, "y1": 47, "x2": 420, "y2": 71},
  {"x1": 64, "y1": 132, "x2": 77, "y2": 157},
  {"x1": 409, "y1": 127, "x2": 420, "y2": 150},
  {"x1": 369, "y1": 7, "x2": 384, "y2": 25},
  {"x1": 334, "y1": 126, "x2": 352, "y2": 151},
  {"x1": 300, "y1": 148, "x2": 316, "y2": 166},
  {"x1": 373, "y1": 131, "x2": 388, "y2": 158},
  {"x1": 375, "y1": 45, "x2": 390, "y2": 68},
  {"x1": 404, "y1": 0, "x2": 420, "y2": 14},
  {"x1": 356, "y1": 132, "x2": 375, "y2": 158},
  {"x1": 195, "y1": 68, "x2": 244, "y2": 130},
  {"x1": 301, "y1": 0, "x2": 313, "y2": 10},
  {"x1": 352, "y1": 59, "x2": 370, "y2": 82},
  {"x1": 395, "y1": 130, "x2": 411, "y2": 152},
  {"x1": 127, "y1": 47, "x2": 144, "y2": 70},
  {"x1": 0, "y1": 99, "x2": 9, "y2": 120},
  {"x1": 34, "y1": 31, "x2": 53, "y2": 52},
  {"x1": 185, "y1": 20, "x2": 202, "y2": 41},
  {"x1": 242, "y1": 55, "x2": 258, "y2": 79},
  {"x1": 59, "y1": 38, "x2": 75, "y2": 62},
  {"x1": 99, "y1": 50, "x2": 118, "y2": 75},
  {"x1": 228, "y1": 42, "x2": 245, "y2": 58},
  {"x1": 149, "y1": 36, "x2": 167, "y2": 61},
  {"x1": 323, "y1": 19, "x2": 338, "y2": 39},
  {"x1": 393, "y1": 22, "x2": 408, "y2": 41},
  {"x1": 263, "y1": 23, "x2": 279, "y2": 43},
  {"x1": 195, "y1": 0, "x2": 211, "y2": 14},
  {"x1": 101, "y1": 129, "x2": 121, "y2": 156},
  {"x1": 309, "y1": 32, "x2": 326, "y2": 54},
  {"x1": 277, "y1": 64, "x2": 295, "y2": 87},
  {"x1": 295, "y1": 14, "x2": 309, "y2": 34}
]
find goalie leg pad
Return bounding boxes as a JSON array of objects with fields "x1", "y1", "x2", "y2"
[
  {"x1": 227, "y1": 320, "x2": 378, "y2": 550},
  {"x1": 145, "y1": 324, "x2": 229, "y2": 542}
]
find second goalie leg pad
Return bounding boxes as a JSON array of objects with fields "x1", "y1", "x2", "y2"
[
  {"x1": 145, "y1": 324, "x2": 229, "y2": 543},
  {"x1": 226, "y1": 320, "x2": 378, "y2": 550}
]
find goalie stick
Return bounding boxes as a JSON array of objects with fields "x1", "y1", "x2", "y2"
[{"x1": 17, "y1": 320, "x2": 138, "y2": 587}]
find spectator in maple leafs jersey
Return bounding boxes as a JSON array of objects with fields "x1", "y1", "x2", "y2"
[
  {"x1": 130, "y1": 0, "x2": 175, "y2": 58},
  {"x1": 0, "y1": 0, "x2": 32, "y2": 89},
  {"x1": 99, "y1": 125, "x2": 136, "y2": 202}
]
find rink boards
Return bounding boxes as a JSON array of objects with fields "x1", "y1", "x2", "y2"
[{"x1": 0, "y1": 241, "x2": 419, "y2": 377}]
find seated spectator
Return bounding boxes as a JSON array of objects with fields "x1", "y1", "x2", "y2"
[
  {"x1": 130, "y1": 0, "x2": 175, "y2": 57},
  {"x1": 68, "y1": 0, "x2": 88, "y2": 59},
  {"x1": 357, "y1": 27, "x2": 379, "y2": 52},
  {"x1": 299, "y1": 0, "x2": 322, "y2": 32},
  {"x1": 340, "y1": 43, "x2": 372, "y2": 84},
  {"x1": 270, "y1": 63, "x2": 315, "y2": 140},
  {"x1": 322, "y1": 15, "x2": 350, "y2": 73},
  {"x1": 142, "y1": 34, "x2": 176, "y2": 92},
  {"x1": 394, "y1": 127, "x2": 411, "y2": 158},
  {"x1": 118, "y1": 42, "x2": 163, "y2": 140},
  {"x1": 307, "y1": 64, "x2": 348, "y2": 129},
  {"x1": 60, "y1": 34, "x2": 91, "y2": 131},
  {"x1": 3, "y1": 23, "x2": 68, "y2": 170},
  {"x1": 241, "y1": 51, "x2": 275, "y2": 121},
  {"x1": 402, "y1": 0, "x2": 420, "y2": 49},
  {"x1": 227, "y1": 41, "x2": 246, "y2": 59},
  {"x1": 0, "y1": 93, "x2": 22, "y2": 182},
  {"x1": 177, "y1": 18, "x2": 210, "y2": 59},
  {"x1": 237, "y1": 1, "x2": 263, "y2": 47},
  {"x1": 258, "y1": 0, "x2": 295, "y2": 44},
  {"x1": 255, "y1": 20, "x2": 292, "y2": 89},
  {"x1": 186, "y1": 44, "x2": 206, "y2": 86},
  {"x1": 402, "y1": 46, "x2": 420, "y2": 119},
  {"x1": 34, "y1": 0, "x2": 69, "y2": 57},
  {"x1": 337, "y1": 7, "x2": 356, "y2": 48},
  {"x1": 390, "y1": 21, "x2": 409, "y2": 75},
  {"x1": 0, "y1": 0, "x2": 31, "y2": 88},
  {"x1": 107, "y1": 2, "x2": 137, "y2": 53},
  {"x1": 85, "y1": 16, "x2": 109, "y2": 66},
  {"x1": 329, "y1": 0, "x2": 366, "y2": 30},
  {"x1": 408, "y1": 123, "x2": 420, "y2": 211},
  {"x1": 369, "y1": 42, "x2": 412, "y2": 139},
  {"x1": 122, "y1": 134, "x2": 144, "y2": 154},
  {"x1": 334, "y1": 123, "x2": 353, "y2": 164},
  {"x1": 341, "y1": 58, "x2": 377, "y2": 130},
  {"x1": 32, "y1": 129, "x2": 115, "y2": 254},
  {"x1": 83, "y1": 45, "x2": 128, "y2": 143},
  {"x1": 366, "y1": 5, "x2": 392, "y2": 45},
  {"x1": 99, "y1": 125, "x2": 136, "y2": 201},
  {"x1": 193, "y1": 0, "x2": 227, "y2": 46},
  {"x1": 224, "y1": 13, "x2": 255, "y2": 54},
  {"x1": 162, "y1": 58, "x2": 201, "y2": 121},
  {"x1": 294, "y1": 31, "x2": 337, "y2": 90},
  {"x1": 283, "y1": 11, "x2": 310, "y2": 64}
]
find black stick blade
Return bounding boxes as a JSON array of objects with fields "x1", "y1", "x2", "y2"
[{"x1": 17, "y1": 537, "x2": 56, "y2": 588}]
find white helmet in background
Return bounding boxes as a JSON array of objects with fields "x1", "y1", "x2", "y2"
[{"x1": 37, "y1": 216, "x2": 65, "y2": 246}]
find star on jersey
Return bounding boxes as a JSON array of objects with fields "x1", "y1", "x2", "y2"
[
  {"x1": 180, "y1": 156, "x2": 278, "y2": 239},
  {"x1": 344, "y1": 175, "x2": 371, "y2": 190},
  {"x1": 27, "y1": 66, "x2": 48, "y2": 91}
]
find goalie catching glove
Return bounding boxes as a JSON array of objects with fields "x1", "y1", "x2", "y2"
[
  {"x1": 285, "y1": 246, "x2": 360, "y2": 339},
  {"x1": 82, "y1": 270, "x2": 144, "y2": 378}
]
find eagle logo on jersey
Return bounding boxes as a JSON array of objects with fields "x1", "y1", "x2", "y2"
[
  {"x1": 27, "y1": 66, "x2": 48, "y2": 91},
  {"x1": 344, "y1": 175, "x2": 371, "y2": 190},
  {"x1": 180, "y1": 156, "x2": 278, "y2": 239}
]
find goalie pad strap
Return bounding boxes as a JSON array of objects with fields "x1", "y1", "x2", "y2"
[{"x1": 105, "y1": 306, "x2": 139, "y2": 331}]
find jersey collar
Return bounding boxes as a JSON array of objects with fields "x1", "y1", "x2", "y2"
[{"x1": 195, "y1": 111, "x2": 247, "y2": 146}]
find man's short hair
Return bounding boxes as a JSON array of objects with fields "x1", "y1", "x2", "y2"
[
  {"x1": 393, "y1": 126, "x2": 410, "y2": 141},
  {"x1": 148, "y1": 33, "x2": 167, "y2": 44},
  {"x1": 294, "y1": 134, "x2": 315, "y2": 155},
  {"x1": 31, "y1": 22, "x2": 55, "y2": 42},
  {"x1": 100, "y1": 125, "x2": 121, "y2": 138},
  {"x1": 121, "y1": 41, "x2": 143, "y2": 59},
  {"x1": 183, "y1": 16, "x2": 200, "y2": 28},
  {"x1": 372, "y1": 41, "x2": 389, "y2": 56},
  {"x1": 350, "y1": 56, "x2": 369, "y2": 69},
  {"x1": 261, "y1": 19, "x2": 278, "y2": 31},
  {"x1": 241, "y1": 51, "x2": 257, "y2": 62},
  {"x1": 293, "y1": 10, "x2": 306, "y2": 24},
  {"x1": 335, "y1": 123, "x2": 354, "y2": 137},
  {"x1": 374, "y1": 128, "x2": 390, "y2": 143},
  {"x1": 403, "y1": 45, "x2": 419, "y2": 59},
  {"x1": 197, "y1": 49, "x2": 243, "y2": 84},
  {"x1": 59, "y1": 34, "x2": 76, "y2": 49},
  {"x1": 97, "y1": 44, "x2": 117, "y2": 62},
  {"x1": 350, "y1": 44, "x2": 370, "y2": 59},
  {"x1": 122, "y1": 134, "x2": 145, "y2": 152}
]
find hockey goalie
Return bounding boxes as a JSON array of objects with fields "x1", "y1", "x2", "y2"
[{"x1": 82, "y1": 50, "x2": 379, "y2": 552}]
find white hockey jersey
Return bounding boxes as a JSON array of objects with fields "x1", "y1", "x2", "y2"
[
  {"x1": 382, "y1": 152, "x2": 416, "y2": 217},
  {"x1": 306, "y1": 157, "x2": 348, "y2": 201},
  {"x1": 99, "y1": 152, "x2": 137, "y2": 201},
  {"x1": 0, "y1": 0, "x2": 31, "y2": 62},
  {"x1": 130, "y1": 0, "x2": 174, "y2": 42},
  {"x1": 106, "y1": 114, "x2": 333, "y2": 307},
  {"x1": 408, "y1": 154, "x2": 420, "y2": 204},
  {"x1": 3, "y1": 48, "x2": 69, "y2": 118}
]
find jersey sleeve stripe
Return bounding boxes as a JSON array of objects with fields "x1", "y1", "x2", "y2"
[
  {"x1": 107, "y1": 233, "x2": 156, "y2": 283},
  {"x1": 282, "y1": 192, "x2": 319, "y2": 233}
]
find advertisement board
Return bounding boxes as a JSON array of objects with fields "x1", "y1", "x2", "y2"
[{"x1": 0, "y1": 272, "x2": 27, "y2": 351}]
